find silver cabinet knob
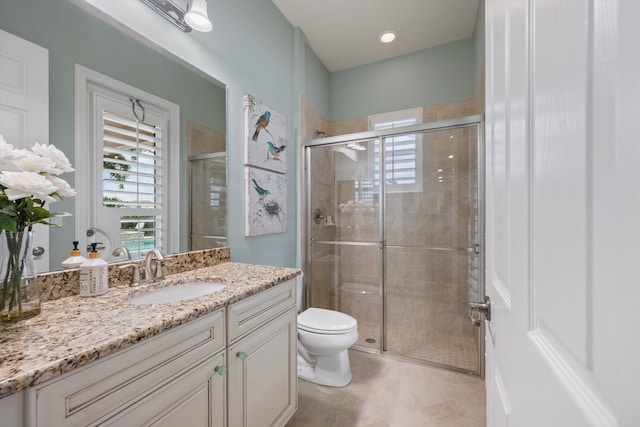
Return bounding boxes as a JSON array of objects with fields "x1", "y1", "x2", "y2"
[{"x1": 32, "y1": 246, "x2": 45, "y2": 256}]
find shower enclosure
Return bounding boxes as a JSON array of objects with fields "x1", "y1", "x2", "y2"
[
  {"x1": 305, "y1": 115, "x2": 484, "y2": 374},
  {"x1": 189, "y1": 153, "x2": 227, "y2": 250}
]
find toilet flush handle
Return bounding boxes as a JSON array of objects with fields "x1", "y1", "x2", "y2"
[{"x1": 237, "y1": 351, "x2": 248, "y2": 361}]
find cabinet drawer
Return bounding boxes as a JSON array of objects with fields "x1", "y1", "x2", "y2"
[
  {"x1": 30, "y1": 310, "x2": 224, "y2": 426},
  {"x1": 227, "y1": 279, "x2": 295, "y2": 343}
]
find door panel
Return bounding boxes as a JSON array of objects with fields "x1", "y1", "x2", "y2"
[
  {"x1": 308, "y1": 139, "x2": 383, "y2": 352},
  {"x1": 0, "y1": 29, "x2": 50, "y2": 272},
  {"x1": 383, "y1": 126, "x2": 481, "y2": 371},
  {"x1": 485, "y1": 0, "x2": 637, "y2": 424}
]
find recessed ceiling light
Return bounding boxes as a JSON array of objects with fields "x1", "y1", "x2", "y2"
[{"x1": 379, "y1": 30, "x2": 397, "y2": 44}]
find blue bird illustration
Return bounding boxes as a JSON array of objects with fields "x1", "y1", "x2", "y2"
[
  {"x1": 252, "y1": 111, "x2": 271, "y2": 141},
  {"x1": 252, "y1": 179, "x2": 271, "y2": 199},
  {"x1": 266, "y1": 141, "x2": 286, "y2": 161}
]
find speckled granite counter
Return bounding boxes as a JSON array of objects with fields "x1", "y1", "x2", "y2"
[{"x1": 0, "y1": 262, "x2": 300, "y2": 399}]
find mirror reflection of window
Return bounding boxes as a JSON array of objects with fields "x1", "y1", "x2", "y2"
[
  {"x1": 369, "y1": 108, "x2": 424, "y2": 194},
  {"x1": 77, "y1": 66, "x2": 180, "y2": 262},
  {"x1": 102, "y1": 109, "x2": 163, "y2": 260}
]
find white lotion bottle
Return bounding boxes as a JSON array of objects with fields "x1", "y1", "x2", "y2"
[
  {"x1": 79, "y1": 243, "x2": 108, "y2": 297},
  {"x1": 62, "y1": 241, "x2": 87, "y2": 269}
]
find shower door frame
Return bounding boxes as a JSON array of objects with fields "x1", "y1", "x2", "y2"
[
  {"x1": 304, "y1": 114, "x2": 485, "y2": 376},
  {"x1": 188, "y1": 152, "x2": 227, "y2": 251}
]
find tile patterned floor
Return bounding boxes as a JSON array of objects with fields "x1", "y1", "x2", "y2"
[
  {"x1": 286, "y1": 350, "x2": 486, "y2": 427},
  {"x1": 352, "y1": 323, "x2": 479, "y2": 372},
  {"x1": 385, "y1": 327, "x2": 479, "y2": 372}
]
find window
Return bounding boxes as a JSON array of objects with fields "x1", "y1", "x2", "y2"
[
  {"x1": 101, "y1": 110, "x2": 164, "y2": 258},
  {"x1": 75, "y1": 65, "x2": 179, "y2": 260},
  {"x1": 369, "y1": 108, "x2": 423, "y2": 193}
]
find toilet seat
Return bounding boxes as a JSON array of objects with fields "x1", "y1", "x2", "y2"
[{"x1": 298, "y1": 308, "x2": 357, "y2": 335}]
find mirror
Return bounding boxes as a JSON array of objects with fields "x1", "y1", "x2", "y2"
[{"x1": 0, "y1": 1, "x2": 227, "y2": 272}]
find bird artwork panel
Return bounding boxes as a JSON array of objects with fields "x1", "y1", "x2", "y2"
[
  {"x1": 245, "y1": 167, "x2": 287, "y2": 236},
  {"x1": 244, "y1": 94, "x2": 287, "y2": 173}
]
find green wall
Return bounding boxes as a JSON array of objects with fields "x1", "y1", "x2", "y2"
[
  {"x1": 304, "y1": 45, "x2": 331, "y2": 118},
  {"x1": 1, "y1": 0, "x2": 484, "y2": 270},
  {"x1": 329, "y1": 38, "x2": 476, "y2": 121}
]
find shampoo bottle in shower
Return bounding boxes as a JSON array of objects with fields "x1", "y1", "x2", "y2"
[{"x1": 79, "y1": 243, "x2": 108, "y2": 297}]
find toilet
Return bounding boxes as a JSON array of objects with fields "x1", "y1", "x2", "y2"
[{"x1": 296, "y1": 275, "x2": 358, "y2": 387}]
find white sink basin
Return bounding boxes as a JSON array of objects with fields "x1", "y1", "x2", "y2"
[{"x1": 125, "y1": 282, "x2": 226, "y2": 305}]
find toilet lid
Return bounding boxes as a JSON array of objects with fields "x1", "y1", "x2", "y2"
[{"x1": 298, "y1": 308, "x2": 358, "y2": 334}]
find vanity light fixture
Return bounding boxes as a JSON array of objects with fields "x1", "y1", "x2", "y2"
[
  {"x1": 379, "y1": 30, "x2": 397, "y2": 44},
  {"x1": 140, "y1": 0, "x2": 212, "y2": 33},
  {"x1": 185, "y1": 0, "x2": 213, "y2": 32},
  {"x1": 141, "y1": 0, "x2": 191, "y2": 32}
]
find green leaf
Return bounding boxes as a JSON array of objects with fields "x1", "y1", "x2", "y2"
[{"x1": 0, "y1": 214, "x2": 17, "y2": 232}]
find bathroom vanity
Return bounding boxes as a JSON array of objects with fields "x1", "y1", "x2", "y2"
[{"x1": 0, "y1": 260, "x2": 299, "y2": 427}]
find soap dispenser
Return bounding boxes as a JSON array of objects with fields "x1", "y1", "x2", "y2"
[
  {"x1": 61, "y1": 241, "x2": 87, "y2": 269},
  {"x1": 79, "y1": 243, "x2": 109, "y2": 297}
]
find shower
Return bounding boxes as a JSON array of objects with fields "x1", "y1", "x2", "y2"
[{"x1": 304, "y1": 115, "x2": 484, "y2": 374}]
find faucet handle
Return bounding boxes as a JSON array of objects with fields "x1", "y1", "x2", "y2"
[
  {"x1": 118, "y1": 263, "x2": 142, "y2": 287},
  {"x1": 153, "y1": 259, "x2": 166, "y2": 282}
]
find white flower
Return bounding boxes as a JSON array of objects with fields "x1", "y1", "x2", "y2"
[
  {"x1": 0, "y1": 135, "x2": 23, "y2": 172},
  {"x1": 46, "y1": 175, "x2": 76, "y2": 198},
  {"x1": 12, "y1": 149, "x2": 61, "y2": 175},
  {"x1": 0, "y1": 171, "x2": 58, "y2": 202},
  {"x1": 31, "y1": 142, "x2": 74, "y2": 174}
]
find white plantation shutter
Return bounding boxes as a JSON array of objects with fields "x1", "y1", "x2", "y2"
[
  {"x1": 100, "y1": 108, "x2": 165, "y2": 259},
  {"x1": 369, "y1": 108, "x2": 423, "y2": 193}
]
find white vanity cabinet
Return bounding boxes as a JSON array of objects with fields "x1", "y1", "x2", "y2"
[
  {"x1": 226, "y1": 279, "x2": 298, "y2": 427},
  {"x1": 27, "y1": 310, "x2": 226, "y2": 427},
  {"x1": 0, "y1": 278, "x2": 299, "y2": 427},
  {"x1": 0, "y1": 391, "x2": 24, "y2": 427}
]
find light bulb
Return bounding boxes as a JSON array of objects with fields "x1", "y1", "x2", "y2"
[{"x1": 185, "y1": 0, "x2": 213, "y2": 32}]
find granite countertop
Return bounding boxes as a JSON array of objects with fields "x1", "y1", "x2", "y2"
[{"x1": 0, "y1": 262, "x2": 300, "y2": 399}]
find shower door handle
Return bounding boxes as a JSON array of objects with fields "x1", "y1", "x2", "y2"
[{"x1": 469, "y1": 296, "x2": 491, "y2": 321}]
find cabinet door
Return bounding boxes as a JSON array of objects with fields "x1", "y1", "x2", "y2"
[
  {"x1": 104, "y1": 351, "x2": 226, "y2": 427},
  {"x1": 228, "y1": 309, "x2": 297, "y2": 427},
  {"x1": 29, "y1": 310, "x2": 224, "y2": 426}
]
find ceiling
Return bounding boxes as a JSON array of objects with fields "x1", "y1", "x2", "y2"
[{"x1": 272, "y1": 0, "x2": 480, "y2": 72}]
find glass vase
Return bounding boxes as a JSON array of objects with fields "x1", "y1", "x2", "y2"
[{"x1": 0, "y1": 231, "x2": 40, "y2": 322}]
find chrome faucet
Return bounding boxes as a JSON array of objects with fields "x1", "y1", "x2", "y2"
[
  {"x1": 112, "y1": 246, "x2": 131, "y2": 261},
  {"x1": 118, "y1": 263, "x2": 142, "y2": 287},
  {"x1": 144, "y1": 249, "x2": 165, "y2": 283}
]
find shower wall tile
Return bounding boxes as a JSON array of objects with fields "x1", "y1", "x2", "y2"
[
  {"x1": 329, "y1": 116, "x2": 368, "y2": 135},
  {"x1": 300, "y1": 94, "x2": 331, "y2": 142},
  {"x1": 186, "y1": 120, "x2": 225, "y2": 157}
]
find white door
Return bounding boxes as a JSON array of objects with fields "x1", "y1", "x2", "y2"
[
  {"x1": 484, "y1": 1, "x2": 640, "y2": 425},
  {"x1": 0, "y1": 29, "x2": 50, "y2": 272}
]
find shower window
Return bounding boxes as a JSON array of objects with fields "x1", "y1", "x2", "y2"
[{"x1": 369, "y1": 108, "x2": 423, "y2": 193}]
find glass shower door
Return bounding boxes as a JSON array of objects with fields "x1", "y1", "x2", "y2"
[
  {"x1": 189, "y1": 153, "x2": 227, "y2": 250},
  {"x1": 307, "y1": 139, "x2": 383, "y2": 351},
  {"x1": 383, "y1": 125, "x2": 481, "y2": 372}
]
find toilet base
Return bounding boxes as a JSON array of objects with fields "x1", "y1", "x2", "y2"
[{"x1": 297, "y1": 350, "x2": 353, "y2": 387}]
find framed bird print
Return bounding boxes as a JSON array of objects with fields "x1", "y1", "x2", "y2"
[
  {"x1": 245, "y1": 166, "x2": 287, "y2": 236},
  {"x1": 244, "y1": 94, "x2": 287, "y2": 173}
]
